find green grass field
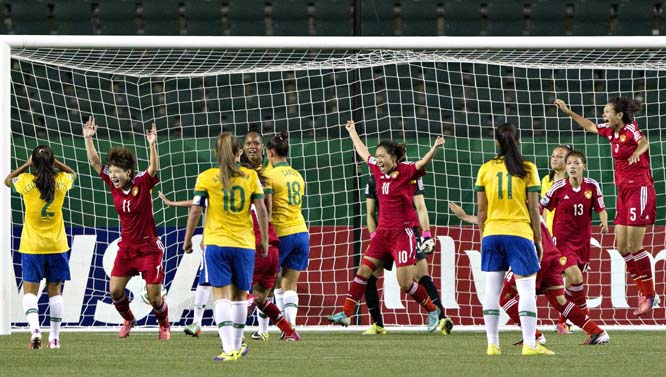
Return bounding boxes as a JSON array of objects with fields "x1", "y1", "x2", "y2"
[{"x1": 0, "y1": 330, "x2": 664, "y2": 377}]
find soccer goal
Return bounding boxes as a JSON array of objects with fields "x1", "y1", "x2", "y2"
[{"x1": 2, "y1": 36, "x2": 665, "y2": 335}]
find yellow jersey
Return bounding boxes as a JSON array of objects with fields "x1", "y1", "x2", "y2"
[
  {"x1": 474, "y1": 157, "x2": 541, "y2": 241},
  {"x1": 11, "y1": 172, "x2": 75, "y2": 254},
  {"x1": 192, "y1": 166, "x2": 264, "y2": 249},
  {"x1": 540, "y1": 174, "x2": 556, "y2": 235},
  {"x1": 264, "y1": 162, "x2": 307, "y2": 237}
]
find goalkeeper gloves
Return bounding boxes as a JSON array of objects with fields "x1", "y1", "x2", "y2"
[{"x1": 418, "y1": 230, "x2": 435, "y2": 254}]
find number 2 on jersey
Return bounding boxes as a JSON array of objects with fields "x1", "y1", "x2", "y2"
[
  {"x1": 41, "y1": 199, "x2": 54, "y2": 217},
  {"x1": 496, "y1": 172, "x2": 513, "y2": 199}
]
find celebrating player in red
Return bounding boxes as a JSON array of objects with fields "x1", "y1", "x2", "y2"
[
  {"x1": 555, "y1": 97, "x2": 657, "y2": 316},
  {"x1": 83, "y1": 116, "x2": 170, "y2": 340},
  {"x1": 449, "y1": 202, "x2": 609, "y2": 346},
  {"x1": 541, "y1": 150, "x2": 608, "y2": 324},
  {"x1": 328, "y1": 120, "x2": 444, "y2": 332}
]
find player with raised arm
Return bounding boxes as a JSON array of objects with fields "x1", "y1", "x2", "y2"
[
  {"x1": 5, "y1": 146, "x2": 76, "y2": 349},
  {"x1": 158, "y1": 191, "x2": 210, "y2": 337},
  {"x1": 449, "y1": 202, "x2": 609, "y2": 346},
  {"x1": 475, "y1": 123, "x2": 553, "y2": 356},
  {"x1": 555, "y1": 97, "x2": 657, "y2": 316},
  {"x1": 541, "y1": 151, "x2": 609, "y2": 325},
  {"x1": 263, "y1": 130, "x2": 309, "y2": 334},
  {"x1": 82, "y1": 116, "x2": 170, "y2": 340},
  {"x1": 362, "y1": 174, "x2": 454, "y2": 335},
  {"x1": 183, "y1": 133, "x2": 269, "y2": 362},
  {"x1": 328, "y1": 120, "x2": 444, "y2": 332}
]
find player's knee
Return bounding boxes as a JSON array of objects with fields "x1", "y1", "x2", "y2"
[
  {"x1": 148, "y1": 294, "x2": 163, "y2": 308},
  {"x1": 109, "y1": 288, "x2": 125, "y2": 301}
]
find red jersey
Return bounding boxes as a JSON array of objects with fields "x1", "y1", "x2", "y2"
[
  {"x1": 539, "y1": 220, "x2": 559, "y2": 263},
  {"x1": 100, "y1": 167, "x2": 159, "y2": 248},
  {"x1": 251, "y1": 206, "x2": 280, "y2": 248},
  {"x1": 596, "y1": 121, "x2": 653, "y2": 187},
  {"x1": 540, "y1": 177, "x2": 605, "y2": 250},
  {"x1": 365, "y1": 174, "x2": 423, "y2": 228},
  {"x1": 367, "y1": 156, "x2": 424, "y2": 230}
]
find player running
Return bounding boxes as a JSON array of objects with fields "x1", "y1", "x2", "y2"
[
  {"x1": 5, "y1": 146, "x2": 76, "y2": 349},
  {"x1": 83, "y1": 116, "x2": 170, "y2": 340}
]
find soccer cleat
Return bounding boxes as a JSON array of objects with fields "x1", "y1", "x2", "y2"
[
  {"x1": 327, "y1": 312, "x2": 351, "y2": 327},
  {"x1": 633, "y1": 296, "x2": 655, "y2": 317},
  {"x1": 486, "y1": 344, "x2": 501, "y2": 356},
  {"x1": 29, "y1": 335, "x2": 42, "y2": 350},
  {"x1": 438, "y1": 317, "x2": 454, "y2": 335},
  {"x1": 282, "y1": 331, "x2": 301, "y2": 341},
  {"x1": 362, "y1": 323, "x2": 387, "y2": 335},
  {"x1": 513, "y1": 334, "x2": 547, "y2": 347},
  {"x1": 239, "y1": 343, "x2": 249, "y2": 357},
  {"x1": 556, "y1": 322, "x2": 573, "y2": 335},
  {"x1": 159, "y1": 322, "x2": 171, "y2": 340},
  {"x1": 213, "y1": 351, "x2": 239, "y2": 362},
  {"x1": 584, "y1": 331, "x2": 610, "y2": 345},
  {"x1": 47, "y1": 339, "x2": 60, "y2": 349},
  {"x1": 522, "y1": 344, "x2": 555, "y2": 356},
  {"x1": 427, "y1": 308, "x2": 441, "y2": 333},
  {"x1": 184, "y1": 323, "x2": 202, "y2": 337},
  {"x1": 118, "y1": 319, "x2": 137, "y2": 338},
  {"x1": 250, "y1": 331, "x2": 269, "y2": 341}
]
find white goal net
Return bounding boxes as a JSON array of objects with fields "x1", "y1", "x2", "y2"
[{"x1": 2, "y1": 37, "x2": 664, "y2": 333}]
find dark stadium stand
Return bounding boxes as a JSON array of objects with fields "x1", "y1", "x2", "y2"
[
  {"x1": 183, "y1": 0, "x2": 223, "y2": 35},
  {"x1": 97, "y1": 0, "x2": 138, "y2": 35},
  {"x1": 528, "y1": 0, "x2": 569, "y2": 36},
  {"x1": 443, "y1": 0, "x2": 484, "y2": 36},
  {"x1": 141, "y1": 0, "x2": 183, "y2": 35},
  {"x1": 271, "y1": 0, "x2": 312, "y2": 36},
  {"x1": 398, "y1": 0, "x2": 442, "y2": 36},
  {"x1": 53, "y1": 1, "x2": 94, "y2": 35}
]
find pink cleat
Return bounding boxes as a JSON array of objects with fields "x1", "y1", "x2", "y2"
[
  {"x1": 159, "y1": 321, "x2": 171, "y2": 340},
  {"x1": 633, "y1": 296, "x2": 655, "y2": 317},
  {"x1": 282, "y1": 331, "x2": 302, "y2": 341},
  {"x1": 119, "y1": 319, "x2": 137, "y2": 338}
]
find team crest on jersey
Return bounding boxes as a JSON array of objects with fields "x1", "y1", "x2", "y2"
[
  {"x1": 390, "y1": 170, "x2": 400, "y2": 179},
  {"x1": 584, "y1": 190, "x2": 592, "y2": 199},
  {"x1": 131, "y1": 186, "x2": 139, "y2": 196},
  {"x1": 559, "y1": 256, "x2": 567, "y2": 266},
  {"x1": 619, "y1": 135, "x2": 626, "y2": 142}
]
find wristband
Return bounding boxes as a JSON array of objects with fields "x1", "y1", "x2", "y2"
[
  {"x1": 370, "y1": 231, "x2": 376, "y2": 240},
  {"x1": 422, "y1": 230, "x2": 432, "y2": 238}
]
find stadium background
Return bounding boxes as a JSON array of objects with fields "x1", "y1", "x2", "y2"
[{"x1": 3, "y1": 1, "x2": 665, "y2": 328}]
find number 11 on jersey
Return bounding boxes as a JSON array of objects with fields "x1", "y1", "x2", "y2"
[{"x1": 496, "y1": 172, "x2": 513, "y2": 199}]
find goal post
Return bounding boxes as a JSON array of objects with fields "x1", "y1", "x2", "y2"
[{"x1": 2, "y1": 36, "x2": 666, "y2": 335}]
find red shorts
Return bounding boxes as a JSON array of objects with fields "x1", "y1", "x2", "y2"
[
  {"x1": 365, "y1": 228, "x2": 417, "y2": 268},
  {"x1": 112, "y1": 238, "x2": 165, "y2": 284},
  {"x1": 615, "y1": 185, "x2": 656, "y2": 226},
  {"x1": 252, "y1": 244, "x2": 279, "y2": 289},
  {"x1": 535, "y1": 257, "x2": 565, "y2": 293},
  {"x1": 557, "y1": 242, "x2": 589, "y2": 270}
]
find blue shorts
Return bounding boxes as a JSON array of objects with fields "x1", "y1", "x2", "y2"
[
  {"x1": 21, "y1": 253, "x2": 71, "y2": 284},
  {"x1": 278, "y1": 232, "x2": 310, "y2": 271},
  {"x1": 202, "y1": 246, "x2": 254, "y2": 291},
  {"x1": 481, "y1": 235, "x2": 540, "y2": 276},
  {"x1": 197, "y1": 248, "x2": 211, "y2": 287}
]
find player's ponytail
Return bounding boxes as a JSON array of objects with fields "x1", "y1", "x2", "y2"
[
  {"x1": 495, "y1": 123, "x2": 528, "y2": 179},
  {"x1": 31, "y1": 145, "x2": 56, "y2": 203},
  {"x1": 608, "y1": 97, "x2": 641, "y2": 125},
  {"x1": 267, "y1": 130, "x2": 290, "y2": 157},
  {"x1": 216, "y1": 132, "x2": 244, "y2": 192}
]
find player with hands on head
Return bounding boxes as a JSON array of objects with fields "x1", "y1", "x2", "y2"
[
  {"x1": 328, "y1": 120, "x2": 444, "y2": 333},
  {"x1": 83, "y1": 116, "x2": 170, "y2": 340},
  {"x1": 474, "y1": 123, "x2": 553, "y2": 356},
  {"x1": 5, "y1": 146, "x2": 76, "y2": 349},
  {"x1": 555, "y1": 97, "x2": 657, "y2": 316},
  {"x1": 183, "y1": 132, "x2": 268, "y2": 362}
]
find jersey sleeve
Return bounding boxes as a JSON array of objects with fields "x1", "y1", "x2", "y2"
[
  {"x1": 99, "y1": 166, "x2": 114, "y2": 188},
  {"x1": 596, "y1": 123, "x2": 613, "y2": 138},
  {"x1": 56, "y1": 172, "x2": 76, "y2": 192},
  {"x1": 10, "y1": 173, "x2": 29, "y2": 194},
  {"x1": 134, "y1": 170, "x2": 159, "y2": 190},
  {"x1": 525, "y1": 162, "x2": 541, "y2": 192},
  {"x1": 540, "y1": 185, "x2": 557, "y2": 210},
  {"x1": 626, "y1": 121, "x2": 644, "y2": 142},
  {"x1": 367, "y1": 156, "x2": 381, "y2": 177},
  {"x1": 364, "y1": 175, "x2": 377, "y2": 199},
  {"x1": 591, "y1": 180, "x2": 606, "y2": 212},
  {"x1": 413, "y1": 176, "x2": 425, "y2": 196},
  {"x1": 474, "y1": 164, "x2": 486, "y2": 192},
  {"x1": 249, "y1": 170, "x2": 265, "y2": 200},
  {"x1": 192, "y1": 173, "x2": 209, "y2": 207},
  {"x1": 262, "y1": 174, "x2": 273, "y2": 195}
]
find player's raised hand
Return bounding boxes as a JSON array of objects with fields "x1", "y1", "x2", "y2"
[
  {"x1": 434, "y1": 135, "x2": 445, "y2": 147},
  {"x1": 554, "y1": 99, "x2": 573, "y2": 115},
  {"x1": 146, "y1": 123, "x2": 157, "y2": 145},
  {"x1": 83, "y1": 116, "x2": 97, "y2": 138},
  {"x1": 344, "y1": 120, "x2": 356, "y2": 134},
  {"x1": 157, "y1": 191, "x2": 174, "y2": 207},
  {"x1": 448, "y1": 202, "x2": 467, "y2": 220}
]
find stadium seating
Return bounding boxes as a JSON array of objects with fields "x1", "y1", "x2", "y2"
[
  {"x1": 313, "y1": 0, "x2": 353, "y2": 36},
  {"x1": 184, "y1": 0, "x2": 223, "y2": 35},
  {"x1": 486, "y1": 1, "x2": 526, "y2": 36},
  {"x1": 361, "y1": 0, "x2": 397, "y2": 36},
  {"x1": 399, "y1": 0, "x2": 442, "y2": 36},
  {"x1": 142, "y1": 0, "x2": 182, "y2": 35},
  {"x1": 571, "y1": 0, "x2": 612, "y2": 36},
  {"x1": 7, "y1": 0, "x2": 51, "y2": 34},
  {"x1": 615, "y1": 1, "x2": 657, "y2": 36},
  {"x1": 227, "y1": 0, "x2": 267, "y2": 35},
  {"x1": 528, "y1": 0, "x2": 569, "y2": 36},
  {"x1": 443, "y1": 0, "x2": 484, "y2": 36},
  {"x1": 272, "y1": 0, "x2": 312, "y2": 36},
  {"x1": 53, "y1": 1, "x2": 93, "y2": 35},
  {"x1": 97, "y1": 0, "x2": 138, "y2": 35}
]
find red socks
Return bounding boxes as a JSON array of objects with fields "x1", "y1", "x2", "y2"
[
  {"x1": 112, "y1": 294, "x2": 135, "y2": 322},
  {"x1": 259, "y1": 300, "x2": 294, "y2": 336},
  {"x1": 343, "y1": 275, "x2": 368, "y2": 317}
]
